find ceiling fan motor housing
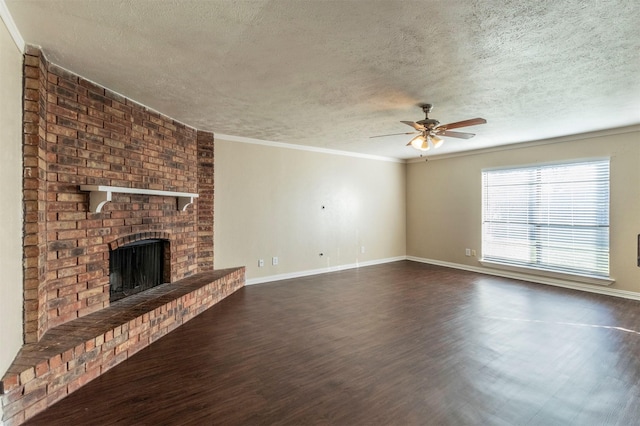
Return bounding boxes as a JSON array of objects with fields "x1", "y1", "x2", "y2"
[
  {"x1": 417, "y1": 118, "x2": 440, "y2": 129},
  {"x1": 418, "y1": 104, "x2": 439, "y2": 129}
]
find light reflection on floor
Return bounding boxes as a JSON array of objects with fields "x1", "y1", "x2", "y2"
[{"x1": 482, "y1": 315, "x2": 640, "y2": 336}]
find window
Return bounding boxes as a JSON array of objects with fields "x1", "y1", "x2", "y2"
[{"x1": 482, "y1": 159, "x2": 610, "y2": 278}]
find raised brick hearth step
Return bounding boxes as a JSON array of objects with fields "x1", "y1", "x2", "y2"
[{"x1": 1, "y1": 267, "x2": 245, "y2": 426}]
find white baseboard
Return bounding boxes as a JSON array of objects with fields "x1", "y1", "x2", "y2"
[
  {"x1": 407, "y1": 256, "x2": 640, "y2": 301},
  {"x1": 245, "y1": 255, "x2": 640, "y2": 301},
  {"x1": 245, "y1": 256, "x2": 407, "y2": 286}
]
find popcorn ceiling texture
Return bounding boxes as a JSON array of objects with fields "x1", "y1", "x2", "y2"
[{"x1": 5, "y1": 0, "x2": 640, "y2": 159}]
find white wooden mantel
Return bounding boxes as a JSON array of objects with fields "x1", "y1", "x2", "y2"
[{"x1": 79, "y1": 185, "x2": 199, "y2": 213}]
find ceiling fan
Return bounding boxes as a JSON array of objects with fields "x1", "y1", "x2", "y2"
[{"x1": 371, "y1": 104, "x2": 487, "y2": 152}]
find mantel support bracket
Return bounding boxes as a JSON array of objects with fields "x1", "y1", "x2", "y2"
[
  {"x1": 90, "y1": 190, "x2": 112, "y2": 213},
  {"x1": 177, "y1": 196, "x2": 196, "y2": 212},
  {"x1": 80, "y1": 185, "x2": 199, "y2": 213}
]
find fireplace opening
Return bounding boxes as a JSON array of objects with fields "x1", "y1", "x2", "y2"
[{"x1": 109, "y1": 239, "x2": 168, "y2": 302}]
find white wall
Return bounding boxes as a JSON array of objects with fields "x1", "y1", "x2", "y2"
[
  {"x1": 407, "y1": 128, "x2": 640, "y2": 296},
  {"x1": 0, "y1": 14, "x2": 24, "y2": 394},
  {"x1": 214, "y1": 139, "x2": 406, "y2": 281}
]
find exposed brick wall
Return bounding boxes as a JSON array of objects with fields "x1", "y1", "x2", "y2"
[
  {"x1": 21, "y1": 47, "x2": 214, "y2": 339},
  {"x1": 22, "y1": 46, "x2": 49, "y2": 343},
  {"x1": 2, "y1": 46, "x2": 236, "y2": 426},
  {"x1": 197, "y1": 130, "x2": 214, "y2": 271}
]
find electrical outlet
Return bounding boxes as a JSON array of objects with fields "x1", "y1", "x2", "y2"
[
  {"x1": 471, "y1": 249, "x2": 477, "y2": 257},
  {"x1": 360, "y1": 246, "x2": 365, "y2": 254},
  {"x1": 272, "y1": 256, "x2": 278, "y2": 265},
  {"x1": 465, "y1": 248, "x2": 471, "y2": 256},
  {"x1": 258, "y1": 259, "x2": 264, "y2": 267}
]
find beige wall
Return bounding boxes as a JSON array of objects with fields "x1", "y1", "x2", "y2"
[
  {"x1": 214, "y1": 139, "x2": 406, "y2": 280},
  {"x1": 407, "y1": 129, "x2": 640, "y2": 295},
  {"x1": 0, "y1": 17, "x2": 24, "y2": 383}
]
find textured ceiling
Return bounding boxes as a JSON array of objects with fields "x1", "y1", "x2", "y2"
[{"x1": 5, "y1": 0, "x2": 640, "y2": 159}]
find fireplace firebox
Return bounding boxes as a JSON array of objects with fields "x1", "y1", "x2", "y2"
[{"x1": 109, "y1": 239, "x2": 168, "y2": 302}]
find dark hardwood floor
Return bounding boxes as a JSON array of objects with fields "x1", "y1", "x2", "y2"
[{"x1": 24, "y1": 261, "x2": 640, "y2": 425}]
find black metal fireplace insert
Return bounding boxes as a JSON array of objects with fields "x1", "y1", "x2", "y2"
[{"x1": 109, "y1": 239, "x2": 166, "y2": 302}]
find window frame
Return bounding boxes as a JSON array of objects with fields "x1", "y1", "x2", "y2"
[{"x1": 480, "y1": 158, "x2": 613, "y2": 285}]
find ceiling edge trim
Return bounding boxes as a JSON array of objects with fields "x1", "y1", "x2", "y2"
[
  {"x1": 407, "y1": 124, "x2": 640, "y2": 163},
  {"x1": 215, "y1": 133, "x2": 405, "y2": 164},
  {"x1": 0, "y1": 0, "x2": 24, "y2": 52}
]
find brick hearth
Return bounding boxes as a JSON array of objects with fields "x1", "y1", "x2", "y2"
[
  {"x1": 0, "y1": 46, "x2": 244, "y2": 425},
  {"x1": 1, "y1": 268, "x2": 244, "y2": 424}
]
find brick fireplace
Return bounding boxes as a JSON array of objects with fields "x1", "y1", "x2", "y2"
[{"x1": 0, "y1": 47, "x2": 245, "y2": 425}]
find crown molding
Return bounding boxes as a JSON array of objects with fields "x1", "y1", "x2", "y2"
[
  {"x1": 215, "y1": 133, "x2": 404, "y2": 164},
  {"x1": 0, "y1": 0, "x2": 24, "y2": 52},
  {"x1": 407, "y1": 124, "x2": 640, "y2": 163}
]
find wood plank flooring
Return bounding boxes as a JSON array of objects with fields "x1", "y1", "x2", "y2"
[{"x1": 24, "y1": 261, "x2": 640, "y2": 425}]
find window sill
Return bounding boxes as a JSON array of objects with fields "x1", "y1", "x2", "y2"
[{"x1": 479, "y1": 259, "x2": 615, "y2": 286}]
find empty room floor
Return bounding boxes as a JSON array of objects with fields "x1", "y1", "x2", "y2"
[{"x1": 24, "y1": 261, "x2": 640, "y2": 425}]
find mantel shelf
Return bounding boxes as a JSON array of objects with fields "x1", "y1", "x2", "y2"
[{"x1": 79, "y1": 185, "x2": 199, "y2": 213}]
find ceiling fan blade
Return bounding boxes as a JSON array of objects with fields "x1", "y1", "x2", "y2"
[
  {"x1": 440, "y1": 130, "x2": 476, "y2": 139},
  {"x1": 369, "y1": 131, "x2": 418, "y2": 139},
  {"x1": 438, "y1": 117, "x2": 487, "y2": 130},
  {"x1": 400, "y1": 120, "x2": 426, "y2": 131}
]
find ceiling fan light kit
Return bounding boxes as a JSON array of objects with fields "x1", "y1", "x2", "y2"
[
  {"x1": 409, "y1": 133, "x2": 443, "y2": 151},
  {"x1": 431, "y1": 135, "x2": 444, "y2": 148},
  {"x1": 371, "y1": 103, "x2": 487, "y2": 154},
  {"x1": 409, "y1": 134, "x2": 428, "y2": 151}
]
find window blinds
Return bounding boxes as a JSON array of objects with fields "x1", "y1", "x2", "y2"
[{"x1": 482, "y1": 159, "x2": 610, "y2": 277}]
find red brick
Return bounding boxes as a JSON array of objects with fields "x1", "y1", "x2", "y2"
[
  {"x1": 19, "y1": 367, "x2": 35, "y2": 385},
  {"x1": 34, "y1": 360, "x2": 49, "y2": 378},
  {"x1": 68, "y1": 367, "x2": 100, "y2": 394},
  {"x1": 49, "y1": 354, "x2": 63, "y2": 370},
  {"x1": 47, "y1": 123, "x2": 78, "y2": 138},
  {"x1": 23, "y1": 396, "x2": 48, "y2": 422},
  {"x1": 46, "y1": 387, "x2": 68, "y2": 407},
  {"x1": 1, "y1": 373, "x2": 20, "y2": 392},
  {"x1": 56, "y1": 229, "x2": 87, "y2": 240},
  {"x1": 14, "y1": 47, "x2": 223, "y2": 422}
]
